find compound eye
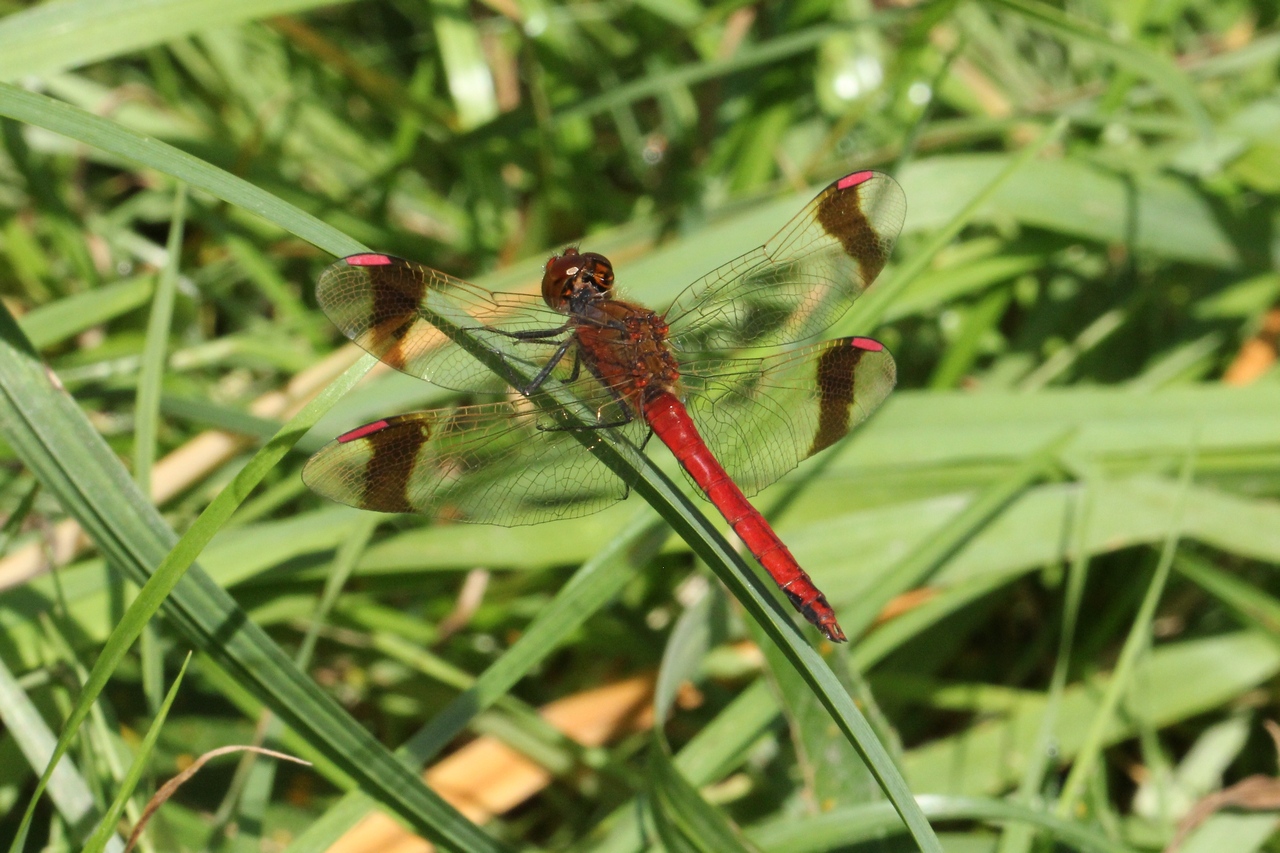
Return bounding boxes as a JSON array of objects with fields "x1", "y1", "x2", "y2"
[
  {"x1": 581, "y1": 252, "x2": 614, "y2": 291},
  {"x1": 541, "y1": 248, "x2": 582, "y2": 310}
]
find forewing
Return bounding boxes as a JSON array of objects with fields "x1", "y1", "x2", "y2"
[
  {"x1": 679, "y1": 338, "x2": 896, "y2": 497},
  {"x1": 317, "y1": 253, "x2": 569, "y2": 393},
  {"x1": 302, "y1": 401, "x2": 646, "y2": 526},
  {"x1": 666, "y1": 171, "x2": 905, "y2": 352}
]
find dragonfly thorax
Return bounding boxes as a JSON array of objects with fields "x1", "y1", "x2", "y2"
[
  {"x1": 574, "y1": 298, "x2": 683, "y2": 404},
  {"x1": 541, "y1": 247, "x2": 614, "y2": 312}
]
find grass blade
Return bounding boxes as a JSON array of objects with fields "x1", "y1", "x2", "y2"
[
  {"x1": 839, "y1": 430, "x2": 1075, "y2": 639},
  {"x1": 81, "y1": 654, "x2": 192, "y2": 853},
  {"x1": 0, "y1": 0, "x2": 354, "y2": 80},
  {"x1": 133, "y1": 184, "x2": 185, "y2": 506},
  {"x1": 0, "y1": 652, "x2": 111, "y2": 849},
  {"x1": 989, "y1": 0, "x2": 1212, "y2": 134},
  {"x1": 0, "y1": 82, "x2": 361, "y2": 258},
  {"x1": 747, "y1": 795, "x2": 1138, "y2": 853},
  {"x1": 1055, "y1": 448, "x2": 1199, "y2": 814},
  {"x1": 285, "y1": 511, "x2": 670, "y2": 852}
]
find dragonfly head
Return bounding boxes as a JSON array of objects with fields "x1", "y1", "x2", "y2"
[{"x1": 542, "y1": 247, "x2": 615, "y2": 312}]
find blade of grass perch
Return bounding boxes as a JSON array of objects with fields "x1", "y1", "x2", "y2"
[
  {"x1": 611, "y1": 447, "x2": 942, "y2": 851},
  {"x1": 754, "y1": 612, "x2": 897, "y2": 811}
]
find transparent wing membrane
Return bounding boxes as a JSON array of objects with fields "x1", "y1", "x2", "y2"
[
  {"x1": 316, "y1": 254, "x2": 576, "y2": 394},
  {"x1": 665, "y1": 171, "x2": 905, "y2": 353},
  {"x1": 680, "y1": 338, "x2": 896, "y2": 496},
  {"x1": 303, "y1": 401, "x2": 645, "y2": 526}
]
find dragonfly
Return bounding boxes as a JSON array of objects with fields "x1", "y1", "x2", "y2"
[{"x1": 303, "y1": 170, "x2": 905, "y2": 642}]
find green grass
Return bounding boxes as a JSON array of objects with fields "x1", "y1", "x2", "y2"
[{"x1": 0, "y1": 1, "x2": 1278, "y2": 852}]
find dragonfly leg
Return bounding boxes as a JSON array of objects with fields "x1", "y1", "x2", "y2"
[
  {"x1": 507, "y1": 338, "x2": 567, "y2": 347},
  {"x1": 579, "y1": 361, "x2": 638, "y2": 429},
  {"x1": 477, "y1": 322, "x2": 572, "y2": 341},
  {"x1": 517, "y1": 336, "x2": 576, "y2": 396},
  {"x1": 528, "y1": 342, "x2": 638, "y2": 432}
]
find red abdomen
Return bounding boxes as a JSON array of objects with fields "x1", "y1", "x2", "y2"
[{"x1": 642, "y1": 390, "x2": 846, "y2": 642}]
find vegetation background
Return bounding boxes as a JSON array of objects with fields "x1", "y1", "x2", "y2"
[{"x1": 0, "y1": 0, "x2": 1277, "y2": 851}]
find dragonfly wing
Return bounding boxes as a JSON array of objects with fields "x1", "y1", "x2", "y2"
[
  {"x1": 679, "y1": 337, "x2": 896, "y2": 497},
  {"x1": 317, "y1": 253, "x2": 570, "y2": 392},
  {"x1": 665, "y1": 171, "x2": 905, "y2": 352},
  {"x1": 302, "y1": 400, "x2": 645, "y2": 527}
]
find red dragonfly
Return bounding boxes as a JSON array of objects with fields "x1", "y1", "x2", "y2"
[{"x1": 303, "y1": 170, "x2": 904, "y2": 642}]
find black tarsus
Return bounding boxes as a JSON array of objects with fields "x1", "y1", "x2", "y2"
[
  {"x1": 517, "y1": 335, "x2": 576, "y2": 396},
  {"x1": 503, "y1": 322, "x2": 574, "y2": 340}
]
